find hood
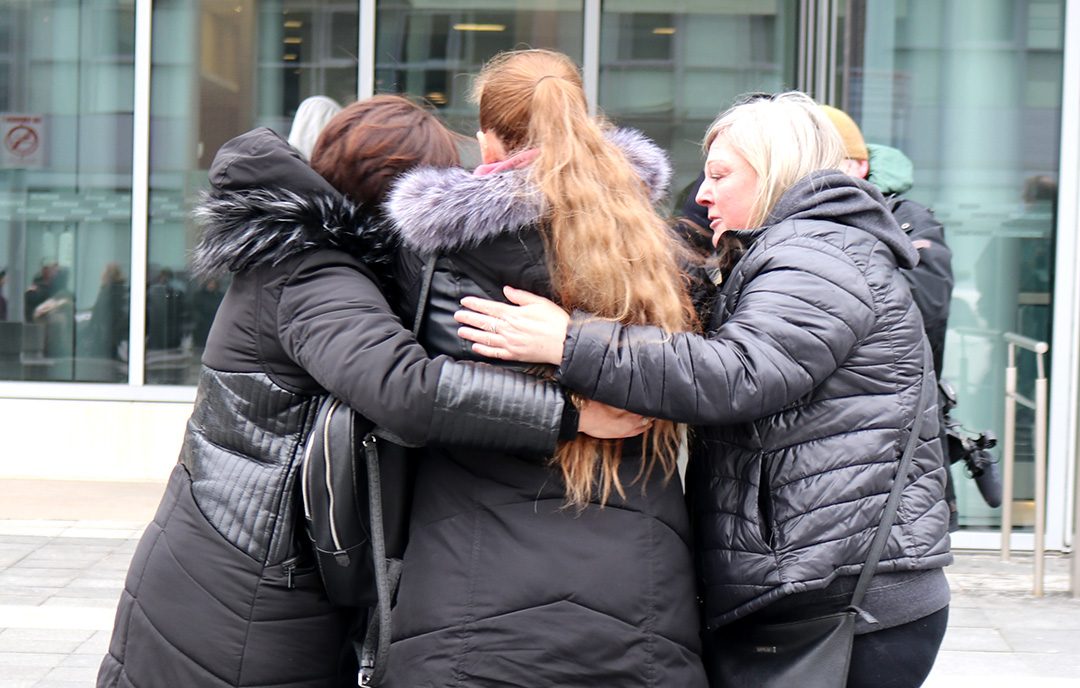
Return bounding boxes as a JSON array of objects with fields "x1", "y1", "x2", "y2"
[
  {"x1": 384, "y1": 128, "x2": 672, "y2": 254},
  {"x1": 755, "y1": 170, "x2": 918, "y2": 269},
  {"x1": 867, "y1": 143, "x2": 914, "y2": 195},
  {"x1": 190, "y1": 128, "x2": 394, "y2": 278}
]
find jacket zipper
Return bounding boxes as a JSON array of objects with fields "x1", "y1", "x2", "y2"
[{"x1": 323, "y1": 399, "x2": 344, "y2": 552}]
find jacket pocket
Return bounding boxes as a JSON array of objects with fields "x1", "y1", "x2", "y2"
[{"x1": 756, "y1": 456, "x2": 774, "y2": 548}]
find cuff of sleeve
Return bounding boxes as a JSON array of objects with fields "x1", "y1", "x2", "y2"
[{"x1": 557, "y1": 390, "x2": 579, "y2": 442}]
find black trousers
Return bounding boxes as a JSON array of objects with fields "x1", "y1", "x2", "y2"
[{"x1": 847, "y1": 606, "x2": 949, "y2": 688}]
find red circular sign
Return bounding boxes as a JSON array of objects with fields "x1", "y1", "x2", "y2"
[{"x1": 4, "y1": 125, "x2": 39, "y2": 158}]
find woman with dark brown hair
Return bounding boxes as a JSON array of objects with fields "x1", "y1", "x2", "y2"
[
  {"x1": 97, "y1": 95, "x2": 641, "y2": 688},
  {"x1": 381, "y1": 51, "x2": 707, "y2": 686}
]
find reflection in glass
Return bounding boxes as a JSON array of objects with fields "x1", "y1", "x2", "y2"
[
  {"x1": 146, "y1": 0, "x2": 357, "y2": 385},
  {"x1": 839, "y1": 0, "x2": 1065, "y2": 529},
  {"x1": 599, "y1": 1, "x2": 799, "y2": 203},
  {"x1": 375, "y1": 0, "x2": 584, "y2": 137},
  {"x1": 0, "y1": 0, "x2": 134, "y2": 383}
]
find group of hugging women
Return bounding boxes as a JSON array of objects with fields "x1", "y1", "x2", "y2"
[{"x1": 96, "y1": 48, "x2": 952, "y2": 688}]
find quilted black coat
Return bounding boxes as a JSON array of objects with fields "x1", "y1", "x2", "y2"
[
  {"x1": 380, "y1": 130, "x2": 707, "y2": 687},
  {"x1": 97, "y1": 129, "x2": 571, "y2": 688},
  {"x1": 556, "y1": 171, "x2": 953, "y2": 631}
]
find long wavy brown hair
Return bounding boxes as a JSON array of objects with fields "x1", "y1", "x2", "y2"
[{"x1": 473, "y1": 49, "x2": 694, "y2": 507}]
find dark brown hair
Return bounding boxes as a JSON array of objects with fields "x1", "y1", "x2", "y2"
[{"x1": 310, "y1": 94, "x2": 460, "y2": 205}]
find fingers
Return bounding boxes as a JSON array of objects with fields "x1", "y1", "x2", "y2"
[
  {"x1": 454, "y1": 309, "x2": 504, "y2": 335},
  {"x1": 458, "y1": 326, "x2": 504, "y2": 348},
  {"x1": 459, "y1": 296, "x2": 515, "y2": 319},
  {"x1": 503, "y1": 285, "x2": 551, "y2": 307},
  {"x1": 465, "y1": 340, "x2": 505, "y2": 360}
]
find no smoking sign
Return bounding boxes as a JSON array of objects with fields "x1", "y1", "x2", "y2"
[{"x1": 1, "y1": 114, "x2": 45, "y2": 169}]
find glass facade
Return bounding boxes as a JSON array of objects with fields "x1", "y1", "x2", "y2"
[
  {"x1": 599, "y1": 1, "x2": 798, "y2": 196},
  {"x1": 0, "y1": 0, "x2": 1074, "y2": 543},
  {"x1": 0, "y1": 0, "x2": 135, "y2": 382},
  {"x1": 375, "y1": 0, "x2": 584, "y2": 154},
  {"x1": 145, "y1": 0, "x2": 357, "y2": 384}
]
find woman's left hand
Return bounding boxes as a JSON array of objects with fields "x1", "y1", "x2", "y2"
[{"x1": 455, "y1": 286, "x2": 569, "y2": 366}]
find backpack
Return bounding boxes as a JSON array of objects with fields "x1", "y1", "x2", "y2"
[{"x1": 300, "y1": 255, "x2": 435, "y2": 686}]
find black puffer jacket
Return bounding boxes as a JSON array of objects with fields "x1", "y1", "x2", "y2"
[
  {"x1": 381, "y1": 130, "x2": 707, "y2": 687},
  {"x1": 556, "y1": 171, "x2": 952, "y2": 630},
  {"x1": 98, "y1": 129, "x2": 570, "y2": 688}
]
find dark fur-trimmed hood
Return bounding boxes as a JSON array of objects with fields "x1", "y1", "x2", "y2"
[
  {"x1": 384, "y1": 128, "x2": 672, "y2": 254},
  {"x1": 190, "y1": 188, "x2": 396, "y2": 278}
]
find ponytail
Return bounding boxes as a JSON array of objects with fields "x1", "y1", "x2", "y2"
[{"x1": 474, "y1": 50, "x2": 694, "y2": 507}]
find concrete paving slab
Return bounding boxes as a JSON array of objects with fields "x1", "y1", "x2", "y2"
[{"x1": 0, "y1": 479, "x2": 1077, "y2": 687}]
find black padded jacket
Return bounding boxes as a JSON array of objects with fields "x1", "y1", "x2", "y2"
[{"x1": 555, "y1": 171, "x2": 953, "y2": 630}]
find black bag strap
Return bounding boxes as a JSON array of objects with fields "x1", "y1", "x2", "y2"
[
  {"x1": 412, "y1": 253, "x2": 438, "y2": 339},
  {"x1": 358, "y1": 252, "x2": 438, "y2": 687},
  {"x1": 850, "y1": 345, "x2": 934, "y2": 611}
]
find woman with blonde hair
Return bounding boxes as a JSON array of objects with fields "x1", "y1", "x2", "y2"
[
  {"x1": 382, "y1": 49, "x2": 707, "y2": 686},
  {"x1": 457, "y1": 91, "x2": 952, "y2": 687}
]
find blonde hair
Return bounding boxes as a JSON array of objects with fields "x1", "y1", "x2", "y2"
[
  {"x1": 472, "y1": 49, "x2": 693, "y2": 508},
  {"x1": 704, "y1": 91, "x2": 846, "y2": 228}
]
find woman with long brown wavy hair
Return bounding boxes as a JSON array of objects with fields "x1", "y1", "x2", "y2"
[{"x1": 382, "y1": 50, "x2": 707, "y2": 686}]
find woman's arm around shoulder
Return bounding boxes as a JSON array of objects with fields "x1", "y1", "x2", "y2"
[
  {"x1": 559, "y1": 237, "x2": 878, "y2": 425},
  {"x1": 276, "y1": 250, "x2": 574, "y2": 457}
]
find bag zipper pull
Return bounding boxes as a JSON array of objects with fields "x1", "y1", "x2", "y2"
[{"x1": 283, "y1": 561, "x2": 296, "y2": 589}]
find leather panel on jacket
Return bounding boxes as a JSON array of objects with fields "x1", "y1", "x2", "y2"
[{"x1": 180, "y1": 367, "x2": 320, "y2": 565}]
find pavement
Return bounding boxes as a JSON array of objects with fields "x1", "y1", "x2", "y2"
[{"x1": 0, "y1": 479, "x2": 1078, "y2": 688}]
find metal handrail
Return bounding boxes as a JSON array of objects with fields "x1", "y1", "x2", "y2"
[{"x1": 1001, "y1": 332, "x2": 1049, "y2": 597}]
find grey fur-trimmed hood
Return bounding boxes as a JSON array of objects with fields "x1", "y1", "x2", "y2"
[
  {"x1": 385, "y1": 128, "x2": 672, "y2": 254},
  {"x1": 190, "y1": 188, "x2": 396, "y2": 279}
]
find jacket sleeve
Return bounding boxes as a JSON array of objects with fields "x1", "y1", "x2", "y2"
[
  {"x1": 557, "y1": 239, "x2": 877, "y2": 425},
  {"x1": 277, "y1": 251, "x2": 573, "y2": 456}
]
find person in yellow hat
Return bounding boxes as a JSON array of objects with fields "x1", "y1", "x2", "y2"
[{"x1": 819, "y1": 105, "x2": 999, "y2": 536}]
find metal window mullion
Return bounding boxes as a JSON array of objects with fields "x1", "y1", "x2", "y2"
[
  {"x1": 797, "y1": 0, "x2": 817, "y2": 95},
  {"x1": 359, "y1": 0, "x2": 375, "y2": 99},
  {"x1": 1049, "y1": 0, "x2": 1080, "y2": 565},
  {"x1": 582, "y1": 0, "x2": 601, "y2": 116},
  {"x1": 127, "y1": 0, "x2": 152, "y2": 387}
]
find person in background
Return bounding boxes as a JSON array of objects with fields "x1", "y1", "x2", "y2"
[
  {"x1": 819, "y1": 105, "x2": 954, "y2": 378},
  {"x1": 382, "y1": 49, "x2": 707, "y2": 686},
  {"x1": 85, "y1": 262, "x2": 129, "y2": 360},
  {"x1": 820, "y1": 105, "x2": 961, "y2": 530},
  {"x1": 455, "y1": 91, "x2": 952, "y2": 688},
  {"x1": 24, "y1": 261, "x2": 59, "y2": 322},
  {"x1": 287, "y1": 95, "x2": 342, "y2": 160}
]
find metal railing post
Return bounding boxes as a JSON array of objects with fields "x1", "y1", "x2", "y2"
[
  {"x1": 1002, "y1": 343, "x2": 1017, "y2": 562},
  {"x1": 1001, "y1": 332, "x2": 1050, "y2": 596},
  {"x1": 1034, "y1": 361, "x2": 1048, "y2": 597}
]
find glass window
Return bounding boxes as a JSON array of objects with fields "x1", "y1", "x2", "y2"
[
  {"x1": 375, "y1": 0, "x2": 584, "y2": 143},
  {"x1": 839, "y1": 0, "x2": 1066, "y2": 529},
  {"x1": 145, "y1": 0, "x2": 358, "y2": 385},
  {"x1": 598, "y1": 0, "x2": 799, "y2": 205},
  {"x1": 0, "y1": 0, "x2": 135, "y2": 383}
]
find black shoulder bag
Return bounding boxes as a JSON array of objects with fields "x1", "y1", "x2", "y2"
[
  {"x1": 710, "y1": 346, "x2": 934, "y2": 688},
  {"x1": 301, "y1": 254, "x2": 437, "y2": 687}
]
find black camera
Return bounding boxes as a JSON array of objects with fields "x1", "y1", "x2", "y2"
[{"x1": 938, "y1": 379, "x2": 1003, "y2": 509}]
